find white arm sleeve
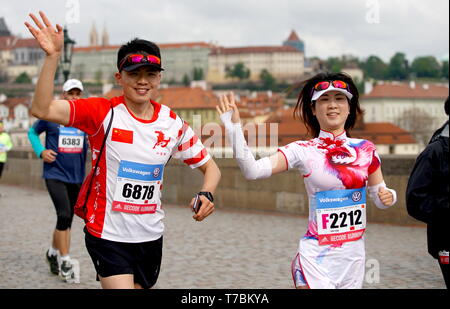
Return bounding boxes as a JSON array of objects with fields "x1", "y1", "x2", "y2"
[
  {"x1": 220, "y1": 111, "x2": 272, "y2": 180},
  {"x1": 367, "y1": 181, "x2": 397, "y2": 209}
]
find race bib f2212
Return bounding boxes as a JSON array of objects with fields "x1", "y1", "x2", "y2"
[{"x1": 315, "y1": 187, "x2": 366, "y2": 246}]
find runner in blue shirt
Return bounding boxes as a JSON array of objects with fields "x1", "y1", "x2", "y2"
[{"x1": 28, "y1": 79, "x2": 87, "y2": 282}]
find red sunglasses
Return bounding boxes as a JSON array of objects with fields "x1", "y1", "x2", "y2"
[
  {"x1": 119, "y1": 54, "x2": 161, "y2": 70},
  {"x1": 312, "y1": 80, "x2": 349, "y2": 93}
]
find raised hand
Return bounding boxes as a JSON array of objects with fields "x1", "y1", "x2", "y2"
[
  {"x1": 216, "y1": 92, "x2": 241, "y2": 123},
  {"x1": 24, "y1": 11, "x2": 63, "y2": 56}
]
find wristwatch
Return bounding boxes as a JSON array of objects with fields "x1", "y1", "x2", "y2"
[{"x1": 198, "y1": 191, "x2": 214, "y2": 202}]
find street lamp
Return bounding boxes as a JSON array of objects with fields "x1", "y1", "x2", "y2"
[{"x1": 60, "y1": 26, "x2": 76, "y2": 82}]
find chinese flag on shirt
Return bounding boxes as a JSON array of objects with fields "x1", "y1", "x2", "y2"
[{"x1": 112, "y1": 128, "x2": 133, "y2": 144}]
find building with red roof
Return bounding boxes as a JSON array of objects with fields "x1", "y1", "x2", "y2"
[
  {"x1": 0, "y1": 18, "x2": 45, "y2": 81},
  {"x1": 72, "y1": 38, "x2": 213, "y2": 84},
  {"x1": 208, "y1": 31, "x2": 305, "y2": 84},
  {"x1": 361, "y1": 81, "x2": 449, "y2": 146},
  {"x1": 198, "y1": 103, "x2": 419, "y2": 158}
]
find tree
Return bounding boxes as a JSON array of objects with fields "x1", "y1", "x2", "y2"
[
  {"x1": 94, "y1": 69, "x2": 103, "y2": 85},
  {"x1": 182, "y1": 73, "x2": 190, "y2": 86},
  {"x1": 441, "y1": 60, "x2": 449, "y2": 79},
  {"x1": 0, "y1": 67, "x2": 8, "y2": 83},
  {"x1": 410, "y1": 56, "x2": 441, "y2": 78},
  {"x1": 362, "y1": 55, "x2": 388, "y2": 79},
  {"x1": 388, "y1": 52, "x2": 409, "y2": 80},
  {"x1": 325, "y1": 57, "x2": 343, "y2": 73},
  {"x1": 192, "y1": 67, "x2": 204, "y2": 81},
  {"x1": 395, "y1": 107, "x2": 435, "y2": 147},
  {"x1": 14, "y1": 72, "x2": 32, "y2": 84},
  {"x1": 260, "y1": 69, "x2": 276, "y2": 90},
  {"x1": 225, "y1": 62, "x2": 250, "y2": 81}
]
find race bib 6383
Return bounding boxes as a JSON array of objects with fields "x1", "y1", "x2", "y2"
[{"x1": 58, "y1": 127, "x2": 84, "y2": 153}]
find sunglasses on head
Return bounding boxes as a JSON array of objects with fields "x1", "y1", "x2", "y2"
[
  {"x1": 119, "y1": 54, "x2": 161, "y2": 70},
  {"x1": 311, "y1": 80, "x2": 350, "y2": 96}
]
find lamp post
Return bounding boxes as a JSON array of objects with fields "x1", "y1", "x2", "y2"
[{"x1": 60, "y1": 26, "x2": 76, "y2": 82}]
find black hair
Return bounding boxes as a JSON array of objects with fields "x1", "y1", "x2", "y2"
[
  {"x1": 117, "y1": 38, "x2": 162, "y2": 71},
  {"x1": 293, "y1": 72, "x2": 362, "y2": 138}
]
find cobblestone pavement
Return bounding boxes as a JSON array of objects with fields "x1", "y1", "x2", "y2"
[{"x1": 0, "y1": 184, "x2": 446, "y2": 289}]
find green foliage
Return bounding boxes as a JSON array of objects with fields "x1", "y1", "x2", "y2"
[
  {"x1": 411, "y1": 56, "x2": 441, "y2": 78},
  {"x1": 442, "y1": 61, "x2": 449, "y2": 79},
  {"x1": 14, "y1": 72, "x2": 32, "y2": 84},
  {"x1": 388, "y1": 52, "x2": 409, "y2": 80},
  {"x1": 192, "y1": 67, "x2": 204, "y2": 81},
  {"x1": 362, "y1": 55, "x2": 388, "y2": 79},
  {"x1": 260, "y1": 69, "x2": 276, "y2": 90},
  {"x1": 182, "y1": 73, "x2": 190, "y2": 86},
  {"x1": 325, "y1": 57, "x2": 344, "y2": 73},
  {"x1": 225, "y1": 62, "x2": 250, "y2": 80},
  {"x1": 94, "y1": 70, "x2": 103, "y2": 85}
]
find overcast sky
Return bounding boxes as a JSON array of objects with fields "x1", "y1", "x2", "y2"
[{"x1": 2, "y1": 0, "x2": 449, "y2": 62}]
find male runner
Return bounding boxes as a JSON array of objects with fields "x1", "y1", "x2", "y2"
[
  {"x1": 25, "y1": 11, "x2": 220, "y2": 289},
  {"x1": 28, "y1": 78, "x2": 87, "y2": 281}
]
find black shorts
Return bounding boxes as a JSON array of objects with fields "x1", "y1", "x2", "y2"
[{"x1": 84, "y1": 229, "x2": 163, "y2": 289}]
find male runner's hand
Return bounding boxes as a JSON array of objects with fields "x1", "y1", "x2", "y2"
[
  {"x1": 24, "y1": 11, "x2": 63, "y2": 56},
  {"x1": 189, "y1": 195, "x2": 215, "y2": 222},
  {"x1": 377, "y1": 186, "x2": 394, "y2": 207},
  {"x1": 41, "y1": 149, "x2": 57, "y2": 163}
]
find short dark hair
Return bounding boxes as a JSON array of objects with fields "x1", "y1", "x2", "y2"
[
  {"x1": 117, "y1": 38, "x2": 162, "y2": 71},
  {"x1": 293, "y1": 72, "x2": 363, "y2": 138}
]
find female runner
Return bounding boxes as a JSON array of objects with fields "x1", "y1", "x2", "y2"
[{"x1": 216, "y1": 72, "x2": 396, "y2": 289}]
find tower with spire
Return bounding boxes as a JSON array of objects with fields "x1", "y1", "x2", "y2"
[
  {"x1": 101, "y1": 24, "x2": 109, "y2": 46},
  {"x1": 89, "y1": 22, "x2": 98, "y2": 46},
  {"x1": 283, "y1": 30, "x2": 305, "y2": 53},
  {"x1": 0, "y1": 17, "x2": 12, "y2": 37}
]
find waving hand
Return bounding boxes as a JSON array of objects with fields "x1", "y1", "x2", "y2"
[{"x1": 24, "y1": 11, "x2": 63, "y2": 56}]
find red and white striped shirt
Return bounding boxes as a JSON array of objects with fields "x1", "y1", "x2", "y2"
[{"x1": 69, "y1": 95, "x2": 210, "y2": 242}]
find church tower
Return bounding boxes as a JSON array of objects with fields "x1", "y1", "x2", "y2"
[
  {"x1": 283, "y1": 30, "x2": 305, "y2": 53},
  {"x1": 0, "y1": 17, "x2": 12, "y2": 37},
  {"x1": 89, "y1": 22, "x2": 98, "y2": 46},
  {"x1": 101, "y1": 24, "x2": 109, "y2": 46}
]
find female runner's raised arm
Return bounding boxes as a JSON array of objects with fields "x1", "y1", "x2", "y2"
[{"x1": 216, "y1": 92, "x2": 287, "y2": 179}]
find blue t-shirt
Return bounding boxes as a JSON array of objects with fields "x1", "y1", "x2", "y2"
[{"x1": 32, "y1": 120, "x2": 87, "y2": 184}]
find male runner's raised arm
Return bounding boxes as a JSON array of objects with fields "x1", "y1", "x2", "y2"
[{"x1": 25, "y1": 11, "x2": 71, "y2": 125}]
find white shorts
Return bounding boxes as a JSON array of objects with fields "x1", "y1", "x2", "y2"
[{"x1": 291, "y1": 237, "x2": 366, "y2": 289}]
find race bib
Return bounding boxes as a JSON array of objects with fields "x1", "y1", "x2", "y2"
[
  {"x1": 58, "y1": 127, "x2": 84, "y2": 153},
  {"x1": 315, "y1": 187, "x2": 366, "y2": 245},
  {"x1": 112, "y1": 160, "x2": 163, "y2": 215}
]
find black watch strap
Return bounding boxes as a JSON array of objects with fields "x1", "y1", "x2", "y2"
[{"x1": 198, "y1": 191, "x2": 214, "y2": 202}]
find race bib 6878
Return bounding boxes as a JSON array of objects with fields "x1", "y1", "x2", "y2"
[{"x1": 112, "y1": 160, "x2": 164, "y2": 215}]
